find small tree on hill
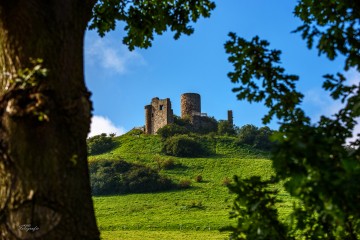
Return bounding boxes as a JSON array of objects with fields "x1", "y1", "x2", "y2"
[
  {"x1": 162, "y1": 135, "x2": 209, "y2": 157},
  {"x1": 157, "y1": 123, "x2": 189, "y2": 139},
  {"x1": 218, "y1": 120, "x2": 236, "y2": 136},
  {"x1": 237, "y1": 124, "x2": 258, "y2": 145},
  {"x1": 87, "y1": 133, "x2": 116, "y2": 155}
]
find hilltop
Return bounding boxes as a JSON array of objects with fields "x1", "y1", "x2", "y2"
[{"x1": 88, "y1": 131, "x2": 292, "y2": 240}]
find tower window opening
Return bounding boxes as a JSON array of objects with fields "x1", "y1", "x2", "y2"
[{"x1": 159, "y1": 105, "x2": 164, "y2": 110}]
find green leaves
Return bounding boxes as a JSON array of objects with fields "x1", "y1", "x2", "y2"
[
  {"x1": 87, "y1": 133, "x2": 117, "y2": 155},
  {"x1": 293, "y1": 0, "x2": 360, "y2": 71},
  {"x1": 225, "y1": 1, "x2": 360, "y2": 239},
  {"x1": 11, "y1": 58, "x2": 48, "y2": 90},
  {"x1": 221, "y1": 176, "x2": 290, "y2": 240},
  {"x1": 89, "y1": 0, "x2": 215, "y2": 50},
  {"x1": 224, "y1": 33, "x2": 306, "y2": 125}
]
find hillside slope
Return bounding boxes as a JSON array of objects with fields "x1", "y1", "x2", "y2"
[{"x1": 89, "y1": 133, "x2": 292, "y2": 240}]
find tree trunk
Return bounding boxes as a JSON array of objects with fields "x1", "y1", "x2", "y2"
[{"x1": 0, "y1": 1, "x2": 99, "y2": 239}]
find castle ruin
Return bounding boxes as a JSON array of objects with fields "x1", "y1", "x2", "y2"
[
  {"x1": 144, "y1": 97, "x2": 174, "y2": 134},
  {"x1": 145, "y1": 93, "x2": 232, "y2": 134}
]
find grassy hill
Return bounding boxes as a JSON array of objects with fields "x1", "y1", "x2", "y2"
[{"x1": 89, "y1": 132, "x2": 293, "y2": 240}]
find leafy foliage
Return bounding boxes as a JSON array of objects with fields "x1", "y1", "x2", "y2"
[
  {"x1": 196, "y1": 116, "x2": 218, "y2": 134},
  {"x1": 221, "y1": 176, "x2": 289, "y2": 240},
  {"x1": 293, "y1": 0, "x2": 359, "y2": 71},
  {"x1": 217, "y1": 120, "x2": 235, "y2": 136},
  {"x1": 126, "y1": 128, "x2": 143, "y2": 136},
  {"x1": 89, "y1": 159, "x2": 175, "y2": 195},
  {"x1": 225, "y1": 33, "x2": 306, "y2": 125},
  {"x1": 5, "y1": 58, "x2": 50, "y2": 122},
  {"x1": 159, "y1": 115, "x2": 218, "y2": 136},
  {"x1": 254, "y1": 126, "x2": 274, "y2": 151},
  {"x1": 87, "y1": 133, "x2": 117, "y2": 155},
  {"x1": 173, "y1": 114, "x2": 192, "y2": 127},
  {"x1": 224, "y1": 1, "x2": 360, "y2": 239},
  {"x1": 236, "y1": 124, "x2": 258, "y2": 145},
  {"x1": 236, "y1": 125, "x2": 274, "y2": 151},
  {"x1": 157, "y1": 123, "x2": 190, "y2": 139},
  {"x1": 89, "y1": 0, "x2": 216, "y2": 50},
  {"x1": 162, "y1": 135, "x2": 209, "y2": 157}
]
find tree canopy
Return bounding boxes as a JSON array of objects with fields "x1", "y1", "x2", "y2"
[
  {"x1": 90, "y1": 0, "x2": 216, "y2": 50},
  {"x1": 223, "y1": 1, "x2": 360, "y2": 239},
  {"x1": 0, "y1": 0, "x2": 216, "y2": 238}
]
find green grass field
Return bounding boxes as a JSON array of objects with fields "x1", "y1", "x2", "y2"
[{"x1": 90, "y1": 133, "x2": 293, "y2": 240}]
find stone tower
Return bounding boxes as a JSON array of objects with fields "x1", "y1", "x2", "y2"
[
  {"x1": 180, "y1": 93, "x2": 201, "y2": 129},
  {"x1": 227, "y1": 110, "x2": 233, "y2": 125},
  {"x1": 144, "y1": 97, "x2": 174, "y2": 134},
  {"x1": 180, "y1": 93, "x2": 201, "y2": 118}
]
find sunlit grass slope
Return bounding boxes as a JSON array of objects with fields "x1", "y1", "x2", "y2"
[{"x1": 89, "y1": 132, "x2": 293, "y2": 240}]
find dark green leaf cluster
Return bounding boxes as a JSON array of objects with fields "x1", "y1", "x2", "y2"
[
  {"x1": 87, "y1": 133, "x2": 116, "y2": 155},
  {"x1": 12, "y1": 58, "x2": 48, "y2": 90},
  {"x1": 236, "y1": 124, "x2": 274, "y2": 151},
  {"x1": 224, "y1": 33, "x2": 307, "y2": 124},
  {"x1": 162, "y1": 134, "x2": 210, "y2": 157},
  {"x1": 90, "y1": 0, "x2": 216, "y2": 50},
  {"x1": 294, "y1": 0, "x2": 360, "y2": 71},
  {"x1": 221, "y1": 176, "x2": 290, "y2": 240},
  {"x1": 158, "y1": 115, "x2": 218, "y2": 137},
  {"x1": 224, "y1": 1, "x2": 360, "y2": 239},
  {"x1": 89, "y1": 159, "x2": 175, "y2": 195},
  {"x1": 217, "y1": 120, "x2": 236, "y2": 136},
  {"x1": 272, "y1": 124, "x2": 360, "y2": 239},
  {"x1": 157, "y1": 123, "x2": 190, "y2": 139},
  {"x1": 196, "y1": 116, "x2": 218, "y2": 134}
]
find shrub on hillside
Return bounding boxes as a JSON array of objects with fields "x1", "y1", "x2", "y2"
[
  {"x1": 253, "y1": 126, "x2": 274, "y2": 151},
  {"x1": 237, "y1": 124, "x2": 258, "y2": 145},
  {"x1": 173, "y1": 115, "x2": 192, "y2": 127},
  {"x1": 222, "y1": 177, "x2": 232, "y2": 186},
  {"x1": 162, "y1": 135, "x2": 209, "y2": 157},
  {"x1": 236, "y1": 124, "x2": 274, "y2": 151},
  {"x1": 195, "y1": 175, "x2": 203, "y2": 182},
  {"x1": 218, "y1": 120, "x2": 236, "y2": 136},
  {"x1": 157, "y1": 123, "x2": 190, "y2": 138},
  {"x1": 122, "y1": 167, "x2": 174, "y2": 193},
  {"x1": 87, "y1": 133, "x2": 116, "y2": 155},
  {"x1": 196, "y1": 116, "x2": 218, "y2": 134},
  {"x1": 179, "y1": 179, "x2": 192, "y2": 189},
  {"x1": 126, "y1": 128, "x2": 143, "y2": 136},
  {"x1": 160, "y1": 158, "x2": 176, "y2": 169},
  {"x1": 89, "y1": 159, "x2": 176, "y2": 195}
]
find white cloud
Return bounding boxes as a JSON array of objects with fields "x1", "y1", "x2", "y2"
[
  {"x1": 88, "y1": 115, "x2": 126, "y2": 138},
  {"x1": 86, "y1": 38, "x2": 146, "y2": 74},
  {"x1": 305, "y1": 68, "x2": 359, "y2": 115},
  {"x1": 304, "y1": 68, "x2": 360, "y2": 144}
]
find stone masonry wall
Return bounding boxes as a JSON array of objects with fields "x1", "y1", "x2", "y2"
[
  {"x1": 180, "y1": 93, "x2": 201, "y2": 128},
  {"x1": 145, "y1": 97, "x2": 174, "y2": 134},
  {"x1": 145, "y1": 93, "x2": 232, "y2": 134}
]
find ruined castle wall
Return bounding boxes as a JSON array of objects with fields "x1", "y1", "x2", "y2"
[
  {"x1": 144, "y1": 105, "x2": 152, "y2": 134},
  {"x1": 145, "y1": 93, "x2": 231, "y2": 135},
  {"x1": 181, "y1": 93, "x2": 201, "y2": 129},
  {"x1": 148, "y1": 98, "x2": 173, "y2": 134},
  {"x1": 227, "y1": 110, "x2": 233, "y2": 125}
]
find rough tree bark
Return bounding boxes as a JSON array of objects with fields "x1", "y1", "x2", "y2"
[{"x1": 0, "y1": 1, "x2": 99, "y2": 239}]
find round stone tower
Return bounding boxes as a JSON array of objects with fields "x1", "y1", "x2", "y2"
[{"x1": 181, "y1": 93, "x2": 201, "y2": 118}]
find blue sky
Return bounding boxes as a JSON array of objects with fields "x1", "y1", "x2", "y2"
[{"x1": 84, "y1": 0, "x2": 359, "y2": 137}]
